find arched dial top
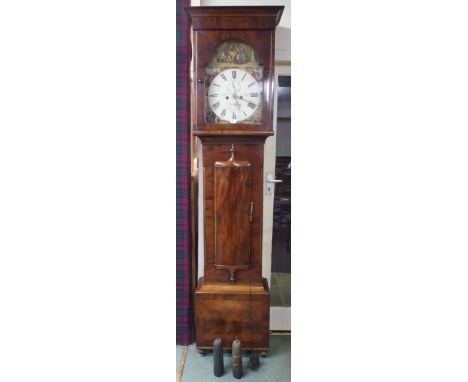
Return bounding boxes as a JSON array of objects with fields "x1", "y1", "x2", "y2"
[
  {"x1": 205, "y1": 39, "x2": 263, "y2": 125},
  {"x1": 207, "y1": 68, "x2": 261, "y2": 123}
]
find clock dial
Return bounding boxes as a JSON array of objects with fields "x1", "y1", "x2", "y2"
[{"x1": 208, "y1": 68, "x2": 261, "y2": 123}]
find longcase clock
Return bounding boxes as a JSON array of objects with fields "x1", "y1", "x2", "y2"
[{"x1": 186, "y1": 6, "x2": 284, "y2": 354}]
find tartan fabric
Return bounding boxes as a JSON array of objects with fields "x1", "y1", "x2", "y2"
[{"x1": 176, "y1": 0, "x2": 193, "y2": 345}]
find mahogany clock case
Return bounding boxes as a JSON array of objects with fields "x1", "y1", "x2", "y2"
[
  {"x1": 186, "y1": 6, "x2": 284, "y2": 353},
  {"x1": 188, "y1": 6, "x2": 284, "y2": 135}
]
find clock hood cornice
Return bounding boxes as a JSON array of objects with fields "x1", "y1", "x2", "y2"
[{"x1": 185, "y1": 6, "x2": 284, "y2": 30}]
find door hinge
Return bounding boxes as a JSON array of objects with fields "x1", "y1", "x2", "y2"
[{"x1": 250, "y1": 201, "x2": 254, "y2": 222}]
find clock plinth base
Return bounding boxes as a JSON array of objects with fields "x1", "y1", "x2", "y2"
[{"x1": 195, "y1": 277, "x2": 270, "y2": 352}]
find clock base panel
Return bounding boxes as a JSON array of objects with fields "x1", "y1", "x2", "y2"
[{"x1": 195, "y1": 277, "x2": 270, "y2": 351}]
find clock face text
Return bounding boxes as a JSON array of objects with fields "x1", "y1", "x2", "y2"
[{"x1": 207, "y1": 68, "x2": 261, "y2": 123}]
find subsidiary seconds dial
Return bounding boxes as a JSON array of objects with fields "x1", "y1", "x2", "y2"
[{"x1": 207, "y1": 68, "x2": 261, "y2": 123}]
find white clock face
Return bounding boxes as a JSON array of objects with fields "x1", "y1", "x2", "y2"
[{"x1": 207, "y1": 68, "x2": 261, "y2": 123}]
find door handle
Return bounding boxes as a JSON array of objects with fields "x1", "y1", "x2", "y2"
[
  {"x1": 267, "y1": 174, "x2": 283, "y2": 183},
  {"x1": 266, "y1": 173, "x2": 282, "y2": 196}
]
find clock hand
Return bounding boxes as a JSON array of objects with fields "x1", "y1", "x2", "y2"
[{"x1": 230, "y1": 92, "x2": 241, "y2": 105}]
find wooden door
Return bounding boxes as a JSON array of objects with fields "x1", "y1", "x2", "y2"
[
  {"x1": 214, "y1": 156, "x2": 252, "y2": 282},
  {"x1": 263, "y1": 64, "x2": 291, "y2": 330}
]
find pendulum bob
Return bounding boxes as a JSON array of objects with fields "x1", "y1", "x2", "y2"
[
  {"x1": 213, "y1": 337, "x2": 224, "y2": 377},
  {"x1": 248, "y1": 351, "x2": 260, "y2": 371},
  {"x1": 232, "y1": 339, "x2": 243, "y2": 379}
]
